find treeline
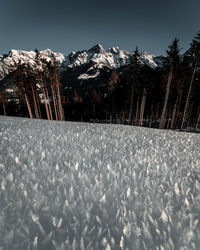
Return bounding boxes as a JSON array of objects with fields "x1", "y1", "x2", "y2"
[
  {"x1": 0, "y1": 33, "x2": 200, "y2": 131},
  {"x1": 0, "y1": 50, "x2": 65, "y2": 121},
  {"x1": 105, "y1": 34, "x2": 200, "y2": 130}
]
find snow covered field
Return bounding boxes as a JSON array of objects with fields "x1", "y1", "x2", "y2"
[{"x1": 0, "y1": 116, "x2": 200, "y2": 250}]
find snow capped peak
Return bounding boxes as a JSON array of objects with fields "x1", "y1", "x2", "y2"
[
  {"x1": 0, "y1": 49, "x2": 66, "y2": 80},
  {"x1": 9, "y1": 49, "x2": 35, "y2": 57},
  {"x1": 43, "y1": 48, "x2": 53, "y2": 53},
  {"x1": 88, "y1": 44, "x2": 105, "y2": 54},
  {"x1": 9, "y1": 49, "x2": 19, "y2": 56},
  {"x1": 66, "y1": 46, "x2": 161, "y2": 80},
  {"x1": 140, "y1": 51, "x2": 158, "y2": 68},
  {"x1": 0, "y1": 45, "x2": 162, "y2": 81}
]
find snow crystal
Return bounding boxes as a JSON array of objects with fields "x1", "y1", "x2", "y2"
[
  {"x1": 160, "y1": 211, "x2": 168, "y2": 223},
  {"x1": 127, "y1": 187, "x2": 131, "y2": 198},
  {"x1": 15, "y1": 156, "x2": 19, "y2": 164},
  {"x1": 41, "y1": 151, "x2": 45, "y2": 159},
  {"x1": 0, "y1": 115, "x2": 200, "y2": 249},
  {"x1": 7, "y1": 172, "x2": 14, "y2": 182},
  {"x1": 120, "y1": 235, "x2": 124, "y2": 249},
  {"x1": 123, "y1": 224, "x2": 132, "y2": 238}
]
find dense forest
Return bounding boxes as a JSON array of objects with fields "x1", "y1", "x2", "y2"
[{"x1": 0, "y1": 33, "x2": 200, "y2": 131}]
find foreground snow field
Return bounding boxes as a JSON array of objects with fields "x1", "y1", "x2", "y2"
[{"x1": 0, "y1": 116, "x2": 200, "y2": 250}]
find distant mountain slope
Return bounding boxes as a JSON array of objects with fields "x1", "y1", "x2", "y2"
[
  {"x1": 0, "y1": 45, "x2": 163, "y2": 98},
  {"x1": 0, "y1": 49, "x2": 66, "y2": 80},
  {"x1": 0, "y1": 44, "x2": 162, "y2": 79}
]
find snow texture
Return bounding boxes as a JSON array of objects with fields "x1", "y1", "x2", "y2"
[{"x1": 0, "y1": 116, "x2": 200, "y2": 250}]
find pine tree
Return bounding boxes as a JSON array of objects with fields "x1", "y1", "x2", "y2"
[
  {"x1": 49, "y1": 58, "x2": 65, "y2": 121},
  {"x1": 128, "y1": 47, "x2": 142, "y2": 125},
  {"x1": 138, "y1": 88, "x2": 147, "y2": 126},
  {"x1": 26, "y1": 64, "x2": 41, "y2": 119},
  {"x1": 34, "y1": 50, "x2": 51, "y2": 120},
  {"x1": 159, "y1": 38, "x2": 181, "y2": 129},
  {"x1": 138, "y1": 65, "x2": 154, "y2": 127},
  {"x1": 181, "y1": 32, "x2": 200, "y2": 130},
  {"x1": 108, "y1": 70, "x2": 119, "y2": 123},
  {"x1": 15, "y1": 63, "x2": 33, "y2": 119}
]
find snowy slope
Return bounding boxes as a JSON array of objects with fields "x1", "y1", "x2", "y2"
[{"x1": 0, "y1": 116, "x2": 200, "y2": 249}]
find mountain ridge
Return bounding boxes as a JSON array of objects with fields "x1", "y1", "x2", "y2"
[
  {"x1": 0, "y1": 44, "x2": 165, "y2": 101},
  {"x1": 0, "y1": 44, "x2": 162, "y2": 81}
]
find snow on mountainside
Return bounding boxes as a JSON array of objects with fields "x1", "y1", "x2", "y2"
[
  {"x1": 0, "y1": 44, "x2": 161, "y2": 81},
  {"x1": 0, "y1": 116, "x2": 200, "y2": 249},
  {"x1": 0, "y1": 49, "x2": 66, "y2": 80},
  {"x1": 65, "y1": 44, "x2": 158, "y2": 73}
]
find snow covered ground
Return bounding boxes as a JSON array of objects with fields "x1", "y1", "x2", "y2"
[{"x1": 0, "y1": 116, "x2": 200, "y2": 250}]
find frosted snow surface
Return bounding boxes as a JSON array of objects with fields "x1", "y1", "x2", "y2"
[{"x1": 0, "y1": 116, "x2": 200, "y2": 250}]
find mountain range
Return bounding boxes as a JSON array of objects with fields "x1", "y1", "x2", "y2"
[{"x1": 0, "y1": 44, "x2": 163, "y2": 98}]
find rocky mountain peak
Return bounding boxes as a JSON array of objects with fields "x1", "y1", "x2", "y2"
[{"x1": 88, "y1": 44, "x2": 105, "y2": 54}]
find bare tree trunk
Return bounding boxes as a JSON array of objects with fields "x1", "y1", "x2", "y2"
[
  {"x1": 110, "y1": 112, "x2": 112, "y2": 124},
  {"x1": 170, "y1": 103, "x2": 177, "y2": 129},
  {"x1": 45, "y1": 87, "x2": 53, "y2": 120},
  {"x1": 181, "y1": 61, "x2": 197, "y2": 130},
  {"x1": 56, "y1": 79, "x2": 64, "y2": 121},
  {"x1": 174, "y1": 82, "x2": 184, "y2": 129},
  {"x1": 3, "y1": 104, "x2": 6, "y2": 116},
  {"x1": 159, "y1": 67, "x2": 173, "y2": 129},
  {"x1": 24, "y1": 92, "x2": 33, "y2": 119},
  {"x1": 170, "y1": 80, "x2": 182, "y2": 129},
  {"x1": 31, "y1": 83, "x2": 39, "y2": 119},
  {"x1": 55, "y1": 90, "x2": 61, "y2": 120},
  {"x1": 36, "y1": 94, "x2": 42, "y2": 119},
  {"x1": 149, "y1": 104, "x2": 153, "y2": 128},
  {"x1": 139, "y1": 88, "x2": 146, "y2": 126},
  {"x1": 135, "y1": 96, "x2": 139, "y2": 126},
  {"x1": 128, "y1": 83, "x2": 134, "y2": 124},
  {"x1": 51, "y1": 84, "x2": 58, "y2": 120},
  {"x1": 194, "y1": 108, "x2": 200, "y2": 130},
  {"x1": 116, "y1": 112, "x2": 121, "y2": 124},
  {"x1": 111, "y1": 94, "x2": 116, "y2": 123},
  {"x1": 122, "y1": 111, "x2": 125, "y2": 124},
  {"x1": 185, "y1": 103, "x2": 193, "y2": 129},
  {"x1": 41, "y1": 85, "x2": 50, "y2": 120},
  {"x1": 166, "y1": 107, "x2": 172, "y2": 129},
  {"x1": 105, "y1": 111, "x2": 107, "y2": 123},
  {"x1": 155, "y1": 109, "x2": 159, "y2": 128}
]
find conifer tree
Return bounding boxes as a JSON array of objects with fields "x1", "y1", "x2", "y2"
[
  {"x1": 128, "y1": 47, "x2": 142, "y2": 125},
  {"x1": 181, "y1": 32, "x2": 200, "y2": 130},
  {"x1": 171, "y1": 56, "x2": 190, "y2": 129},
  {"x1": 34, "y1": 49, "x2": 51, "y2": 120},
  {"x1": 26, "y1": 64, "x2": 41, "y2": 119},
  {"x1": 48, "y1": 57, "x2": 65, "y2": 121},
  {"x1": 15, "y1": 63, "x2": 33, "y2": 118},
  {"x1": 159, "y1": 38, "x2": 181, "y2": 129},
  {"x1": 108, "y1": 70, "x2": 119, "y2": 123},
  {"x1": 138, "y1": 65, "x2": 154, "y2": 126}
]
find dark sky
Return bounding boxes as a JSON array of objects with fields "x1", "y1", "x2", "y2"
[{"x1": 0, "y1": 0, "x2": 200, "y2": 56}]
